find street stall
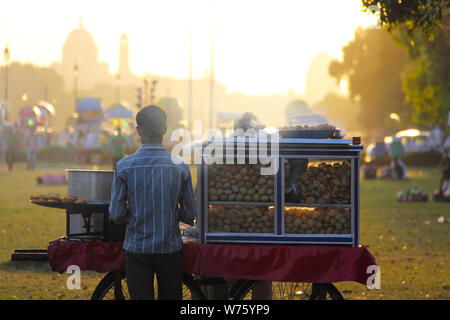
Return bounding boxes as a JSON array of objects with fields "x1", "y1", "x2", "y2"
[
  {"x1": 23, "y1": 120, "x2": 377, "y2": 300},
  {"x1": 17, "y1": 105, "x2": 41, "y2": 151},
  {"x1": 74, "y1": 97, "x2": 104, "y2": 164},
  {"x1": 102, "y1": 103, "x2": 135, "y2": 151},
  {"x1": 103, "y1": 103, "x2": 134, "y2": 133},
  {"x1": 197, "y1": 135, "x2": 360, "y2": 246},
  {"x1": 35, "y1": 101, "x2": 56, "y2": 146}
]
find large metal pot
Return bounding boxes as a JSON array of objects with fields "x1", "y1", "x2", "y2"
[{"x1": 66, "y1": 169, "x2": 114, "y2": 202}]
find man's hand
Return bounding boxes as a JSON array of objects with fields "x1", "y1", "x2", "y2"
[{"x1": 108, "y1": 213, "x2": 113, "y2": 221}]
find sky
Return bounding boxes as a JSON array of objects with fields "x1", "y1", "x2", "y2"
[{"x1": 0, "y1": 0, "x2": 378, "y2": 95}]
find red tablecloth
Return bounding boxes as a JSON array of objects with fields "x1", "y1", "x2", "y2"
[{"x1": 47, "y1": 239, "x2": 376, "y2": 285}]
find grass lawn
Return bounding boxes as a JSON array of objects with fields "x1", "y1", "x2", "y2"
[{"x1": 0, "y1": 162, "x2": 448, "y2": 300}]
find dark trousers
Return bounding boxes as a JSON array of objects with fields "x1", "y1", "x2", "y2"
[{"x1": 124, "y1": 249, "x2": 183, "y2": 300}]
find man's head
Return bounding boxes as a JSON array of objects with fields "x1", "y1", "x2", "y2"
[{"x1": 136, "y1": 105, "x2": 167, "y2": 143}]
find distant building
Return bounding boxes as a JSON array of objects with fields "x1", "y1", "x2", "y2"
[
  {"x1": 304, "y1": 51, "x2": 341, "y2": 106},
  {"x1": 119, "y1": 33, "x2": 131, "y2": 83},
  {"x1": 52, "y1": 19, "x2": 112, "y2": 90}
]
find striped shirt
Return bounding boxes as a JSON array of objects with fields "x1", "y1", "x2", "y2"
[{"x1": 109, "y1": 143, "x2": 196, "y2": 254}]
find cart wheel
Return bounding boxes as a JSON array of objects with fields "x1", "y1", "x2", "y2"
[
  {"x1": 91, "y1": 271, "x2": 206, "y2": 300},
  {"x1": 232, "y1": 281, "x2": 344, "y2": 300}
]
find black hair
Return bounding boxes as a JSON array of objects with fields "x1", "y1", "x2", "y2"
[{"x1": 136, "y1": 105, "x2": 167, "y2": 139}]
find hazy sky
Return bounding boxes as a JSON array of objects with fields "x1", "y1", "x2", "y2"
[{"x1": 1, "y1": 0, "x2": 377, "y2": 95}]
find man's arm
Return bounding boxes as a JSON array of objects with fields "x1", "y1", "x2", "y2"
[
  {"x1": 109, "y1": 170, "x2": 128, "y2": 224},
  {"x1": 178, "y1": 165, "x2": 197, "y2": 226}
]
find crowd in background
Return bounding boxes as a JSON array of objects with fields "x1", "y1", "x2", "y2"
[{"x1": 0, "y1": 124, "x2": 135, "y2": 170}]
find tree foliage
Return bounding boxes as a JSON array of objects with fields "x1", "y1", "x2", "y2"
[
  {"x1": 0, "y1": 62, "x2": 72, "y2": 130},
  {"x1": 329, "y1": 27, "x2": 412, "y2": 133},
  {"x1": 395, "y1": 8, "x2": 450, "y2": 125},
  {"x1": 362, "y1": 0, "x2": 449, "y2": 39}
]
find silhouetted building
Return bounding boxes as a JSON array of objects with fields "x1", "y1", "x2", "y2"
[
  {"x1": 304, "y1": 52, "x2": 341, "y2": 106},
  {"x1": 52, "y1": 19, "x2": 111, "y2": 89},
  {"x1": 119, "y1": 33, "x2": 131, "y2": 82}
]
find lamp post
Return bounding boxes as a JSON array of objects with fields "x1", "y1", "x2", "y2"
[
  {"x1": 73, "y1": 64, "x2": 79, "y2": 112},
  {"x1": 4, "y1": 45, "x2": 9, "y2": 106},
  {"x1": 143, "y1": 79, "x2": 148, "y2": 105}
]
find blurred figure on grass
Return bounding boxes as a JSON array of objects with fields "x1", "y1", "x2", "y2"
[
  {"x1": 111, "y1": 127, "x2": 127, "y2": 170},
  {"x1": 433, "y1": 168, "x2": 450, "y2": 202},
  {"x1": 75, "y1": 130, "x2": 85, "y2": 165},
  {"x1": 4, "y1": 126, "x2": 19, "y2": 171},
  {"x1": 389, "y1": 136, "x2": 407, "y2": 180},
  {"x1": 26, "y1": 128, "x2": 39, "y2": 170},
  {"x1": 101, "y1": 130, "x2": 110, "y2": 164}
]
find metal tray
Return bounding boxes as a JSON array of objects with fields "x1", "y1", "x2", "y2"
[
  {"x1": 278, "y1": 129, "x2": 342, "y2": 139},
  {"x1": 30, "y1": 200, "x2": 110, "y2": 212}
]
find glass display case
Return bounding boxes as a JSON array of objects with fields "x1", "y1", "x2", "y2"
[{"x1": 197, "y1": 137, "x2": 363, "y2": 246}]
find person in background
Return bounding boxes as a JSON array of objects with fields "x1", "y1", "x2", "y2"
[
  {"x1": 433, "y1": 168, "x2": 450, "y2": 202},
  {"x1": 36, "y1": 173, "x2": 67, "y2": 185},
  {"x1": 26, "y1": 128, "x2": 39, "y2": 170},
  {"x1": 389, "y1": 136, "x2": 407, "y2": 180},
  {"x1": 75, "y1": 131, "x2": 85, "y2": 165},
  {"x1": 109, "y1": 105, "x2": 196, "y2": 300},
  {"x1": 84, "y1": 130, "x2": 94, "y2": 164},
  {"x1": 431, "y1": 124, "x2": 444, "y2": 151},
  {"x1": 101, "y1": 130, "x2": 110, "y2": 164},
  {"x1": 4, "y1": 126, "x2": 18, "y2": 171},
  {"x1": 110, "y1": 127, "x2": 127, "y2": 170}
]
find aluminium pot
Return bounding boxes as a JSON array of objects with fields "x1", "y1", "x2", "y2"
[{"x1": 66, "y1": 169, "x2": 114, "y2": 202}]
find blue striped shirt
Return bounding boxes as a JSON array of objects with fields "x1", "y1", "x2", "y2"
[{"x1": 109, "y1": 143, "x2": 196, "y2": 254}]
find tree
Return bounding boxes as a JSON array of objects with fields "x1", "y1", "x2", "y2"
[
  {"x1": 396, "y1": 8, "x2": 450, "y2": 125},
  {"x1": 362, "y1": 0, "x2": 448, "y2": 39},
  {"x1": 0, "y1": 62, "x2": 72, "y2": 130},
  {"x1": 361, "y1": 2, "x2": 450, "y2": 127},
  {"x1": 329, "y1": 27, "x2": 412, "y2": 134}
]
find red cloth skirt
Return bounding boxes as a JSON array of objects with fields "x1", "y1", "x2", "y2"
[{"x1": 48, "y1": 239, "x2": 376, "y2": 285}]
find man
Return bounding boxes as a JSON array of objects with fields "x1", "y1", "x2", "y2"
[
  {"x1": 75, "y1": 130, "x2": 85, "y2": 165},
  {"x1": 389, "y1": 136, "x2": 406, "y2": 179},
  {"x1": 5, "y1": 126, "x2": 18, "y2": 171},
  {"x1": 26, "y1": 129, "x2": 39, "y2": 170},
  {"x1": 110, "y1": 127, "x2": 128, "y2": 170},
  {"x1": 109, "y1": 105, "x2": 196, "y2": 300}
]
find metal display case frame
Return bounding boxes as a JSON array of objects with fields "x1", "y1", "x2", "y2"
[{"x1": 197, "y1": 137, "x2": 363, "y2": 246}]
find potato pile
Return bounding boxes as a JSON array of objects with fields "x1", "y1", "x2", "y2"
[
  {"x1": 208, "y1": 205, "x2": 274, "y2": 233},
  {"x1": 208, "y1": 164, "x2": 275, "y2": 202},
  {"x1": 284, "y1": 207, "x2": 351, "y2": 234},
  {"x1": 287, "y1": 161, "x2": 351, "y2": 204}
]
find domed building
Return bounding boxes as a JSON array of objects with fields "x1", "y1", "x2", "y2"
[{"x1": 52, "y1": 19, "x2": 112, "y2": 90}]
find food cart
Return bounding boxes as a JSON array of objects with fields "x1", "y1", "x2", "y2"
[
  {"x1": 26, "y1": 127, "x2": 376, "y2": 300},
  {"x1": 103, "y1": 103, "x2": 134, "y2": 135},
  {"x1": 197, "y1": 135, "x2": 361, "y2": 246}
]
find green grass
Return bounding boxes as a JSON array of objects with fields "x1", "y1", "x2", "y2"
[
  {"x1": 334, "y1": 167, "x2": 449, "y2": 300},
  {"x1": 0, "y1": 163, "x2": 448, "y2": 300}
]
